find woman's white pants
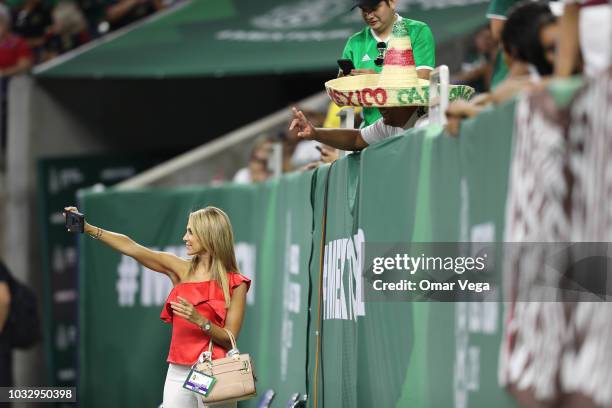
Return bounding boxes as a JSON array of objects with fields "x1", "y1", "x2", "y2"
[{"x1": 162, "y1": 363, "x2": 237, "y2": 408}]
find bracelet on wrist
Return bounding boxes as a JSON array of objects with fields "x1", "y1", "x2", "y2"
[{"x1": 88, "y1": 227, "x2": 103, "y2": 240}]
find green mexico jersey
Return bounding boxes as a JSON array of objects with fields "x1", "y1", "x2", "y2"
[{"x1": 341, "y1": 16, "x2": 435, "y2": 126}]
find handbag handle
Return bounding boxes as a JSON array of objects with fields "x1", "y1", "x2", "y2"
[{"x1": 201, "y1": 328, "x2": 239, "y2": 363}]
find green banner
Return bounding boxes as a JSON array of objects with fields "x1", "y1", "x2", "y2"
[
  {"x1": 77, "y1": 100, "x2": 525, "y2": 407},
  {"x1": 37, "y1": 0, "x2": 489, "y2": 78},
  {"x1": 306, "y1": 103, "x2": 518, "y2": 408}
]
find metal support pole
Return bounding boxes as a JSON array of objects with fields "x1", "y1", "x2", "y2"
[
  {"x1": 429, "y1": 65, "x2": 450, "y2": 126},
  {"x1": 269, "y1": 141, "x2": 283, "y2": 178},
  {"x1": 336, "y1": 107, "x2": 356, "y2": 158}
]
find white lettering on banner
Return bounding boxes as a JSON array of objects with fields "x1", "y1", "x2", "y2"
[
  {"x1": 248, "y1": 0, "x2": 487, "y2": 32},
  {"x1": 289, "y1": 244, "x2": 300, "y2": 275},
  {"x1": 251, "y1": 0, "x2": 349, "y2": 29},
  {"x1": 280, "y1": 213, "x2": 304, "y2": 381},
  {"x1": 115, "y1": 245, "x2": 174, "y2": 307},
  {"x1": 280, "y1": 319, "x2": 294, "y2": 381},
  {"x1": 99, "y1": 167, "x2": 136, "y2": 181},
  {"x1": 398, "y1": 0, "x2": 486, "y2": 10},
  {"x1": 117, "y1": 256, "x2": 140, "y2": 307},
  {"x1": 141, "y1": 266, "x2": 173, "y2": 307},
  {"x1": 56, "y1": 324, "x2": 77, "y2": 351},
  {"x1": 322, "y1": 229, "x2": 366, "y2": 321},
  {"x1": 287, "y1": 282, "x2": 301, "y2": 313},
  {"x1": 216, "y1": 29, "x2": 352, "y2": 42},
  {"x1": 459, "y1": 178, "x2": 469, "y2": 242},
  {"x1": 48, "y1": 167, "x2": 84, "y2": 194},
  {"x1": 455, "y1": 301, "x2": 497, "y2": 407},
  {"x1": 453, "y1": 221, "x2": 499, "y2": 407},
  {"x1": 235, "y1": 243, "x2": 256, "y2": 306},
  {"x1": 52, "y1": 245, "x2": 77, "y2": 273}
]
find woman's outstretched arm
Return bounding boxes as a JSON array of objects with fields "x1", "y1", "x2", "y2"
[{"x1": 64, "y1": 207, "x2": 188, "y2": 284}]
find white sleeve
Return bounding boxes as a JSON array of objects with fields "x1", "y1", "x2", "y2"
[
  {"x1": 360, "y1": 119, "x2": 386, "y2": 145},
  {"x1": 233, "y1": 167, "x2": 251, "y2": 184}
]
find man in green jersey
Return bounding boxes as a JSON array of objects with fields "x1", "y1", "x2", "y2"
[{"x1": 341, "y1": 0, "x2": 435, "y2": 126}]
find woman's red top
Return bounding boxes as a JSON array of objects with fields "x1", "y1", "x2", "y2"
[{"x1": 160, "y1": 272, "x2": 251, "y2": 365}]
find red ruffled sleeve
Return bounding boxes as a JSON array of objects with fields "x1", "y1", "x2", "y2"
[{"x1": 229, "y1": 271, "x2": 251, "y2": 292}]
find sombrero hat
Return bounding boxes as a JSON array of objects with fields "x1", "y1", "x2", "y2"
[{"x1": 325, "y1": 22, "x2": 475, "y2": 107}]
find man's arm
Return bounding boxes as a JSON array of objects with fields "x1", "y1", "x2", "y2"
[
  {"x1": 106, "y1": 0, "x2": 139, "y2": 23},
  {"x1": 0, "y1": 282, "x2": 10, "y2": 334},
  {"x1": 555, "y1": 3, "x2": 580, "y2": 77},
  {"x1": 311, "y1": 128, "x2": 368, "y2": 151},
  {"x1": 1, "y1": 57, "x2": 32, "y2": 77},
  {"x1": 417, "y1": 69, "x2": 431, "y2": 80},
  {"x1": 289, "y1": 108, "x2": 369, "y2": 151}
]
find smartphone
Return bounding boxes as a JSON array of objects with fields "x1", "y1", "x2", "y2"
[
  {"x1": 337, "y1": 59, "x2": 355, "y2": 76},
  {"x1": 65, "y1": 210, "x2": 85, "y2": 233}
]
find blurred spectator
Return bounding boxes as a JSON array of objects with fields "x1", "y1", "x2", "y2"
[
  {"x1": 0, "y1": 260, "x2": 12, "y2": 388},
  {"x1": 282, "y1": 108, "x2": 325, "y2": 171},
  {"x1": 300, "y1": 102, "x2": 361, "y2": 168},
  {"x1": 446, "y1": 1, "x2": 559, "y2": 135},
  {"x1": 485, "y1": 0, "x2": 519, "y2": 90},
  {"x1": 319, "y1": 145, "x2": 338, "y2": 164},
  {"x1": 10, "y1": 0, "x2": 52, "y2": 58},
  {"x1": 74, "y1": 0, "x2": 107, "y2": 37},
  {"x1": 233, "y1": 156, "x2": 269, "y2": 184},
  {"x1": 0, "y1": 3, "x2": 32, "y2": 152},
  {"x1": 452, "y1": 25, "x2": 497, "y2": 93},
  {"x1": 501, "y1": 1, "x2": 558, "y2": 78},
  {"x1": 105, "y1": 0, "x2": 163, "y2": 31},
  {"x1": 0, "y1": 3, "x2": 34, "y2": 77},
  {"x1": 233, "y1": 134, "x2": 272, "y2": 184},
  {"x1": 555, "y1": 0, "x2": 611, "y2": 77},
  {"x1": 42, "y1": 1, "x2": 90, "y2": 61}
]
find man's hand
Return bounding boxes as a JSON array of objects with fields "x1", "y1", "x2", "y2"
[
  {"x1": 350, "y1": 69, "x2": 377, "y2": 75},
  {"x1": 320, "y1": 145, "x2": 338, "y2": 163},
  {"x1": 445, "y1": 100, "x2": 482, "y2": 137},
  {"x1": 289, "y1": 107, "x2": 317, "y2": 140}
]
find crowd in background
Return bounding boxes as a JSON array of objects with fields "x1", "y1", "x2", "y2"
[
  {"x1": 234, "y1": 0, "x2": 610, "y2": 185},
  {"x1": 0, "y1": 0, "x2": 177, "y2": 69},
  {"x1": 0, "y1": 0, "x2": 177, "y2": 157}
]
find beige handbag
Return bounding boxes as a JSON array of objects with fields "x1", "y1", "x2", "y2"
[{"x1": 194, "y1": 328, "x2": 257, "y2": 404}]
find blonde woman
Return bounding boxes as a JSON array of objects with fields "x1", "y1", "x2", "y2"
[{"x1": 64, "y1": 206, "x2": 250, "y2": 408}]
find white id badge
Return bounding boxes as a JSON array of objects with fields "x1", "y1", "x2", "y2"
[{"x1": 183, "y1": 368, "x2": 216, "y2": 397}]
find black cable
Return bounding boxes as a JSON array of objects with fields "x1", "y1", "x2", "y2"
[
  {"x1": 304, "y1": 169, "x2": 319, "y2": 396},
  {"x1": 304, "y1": 162, "x2": 334, "y2": 407},
  {"x1": 318, "y1": 162, "x2": 334, "y2": 407}
]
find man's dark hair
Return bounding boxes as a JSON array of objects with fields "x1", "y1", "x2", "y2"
[{"x1": 502, "y1": 1, "x2": 557, "y2": 75}]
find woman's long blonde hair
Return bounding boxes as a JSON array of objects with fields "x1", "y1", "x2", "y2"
[{"x1": 188, "y1": 207, "x2": 240, "y2": 308}]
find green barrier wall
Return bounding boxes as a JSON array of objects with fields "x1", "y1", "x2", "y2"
[{"x1": 78, "y1": 100, "x2": 518, "y2": 407}]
